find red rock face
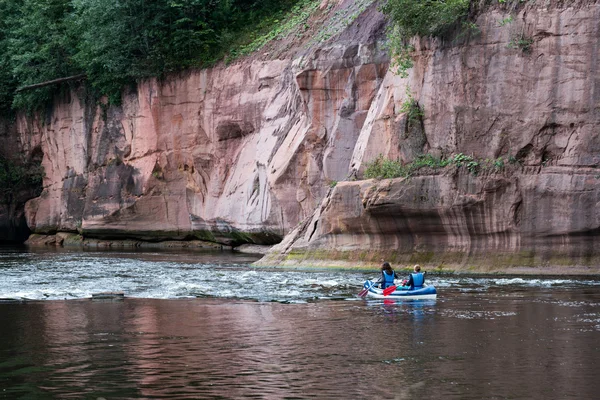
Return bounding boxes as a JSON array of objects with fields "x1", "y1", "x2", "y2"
[
  {"x1": 262, "y1": 169, "x2": 600, "y2": 270},
  {"x1": 259, "y1": 4, "x2": 600, "y2": 269},
  {"x1": 17, "y1": 39, "x2": 388, "y2": 245},
  {"x1": 13, "y1": 2, "x2": 600, "y2": 269}
]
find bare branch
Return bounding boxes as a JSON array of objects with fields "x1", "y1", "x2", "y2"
[{"x1": 15, "y1": 74, "x2": 87, "y2": 93}]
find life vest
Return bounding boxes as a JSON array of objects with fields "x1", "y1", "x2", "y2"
[
  {"x1": 411, "y1": 272, "x2": 424, "y2": 288},
  {"x1": 382, "y1": 270, "x2": 395, "y2": 289}
]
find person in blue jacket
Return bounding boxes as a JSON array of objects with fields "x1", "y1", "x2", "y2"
[
  {"x1": 378, "y1": 261, "x2": 397, "y2": 289},
  {"x1": 405, "y1": 264, "x2": 426, "y2": 290}
]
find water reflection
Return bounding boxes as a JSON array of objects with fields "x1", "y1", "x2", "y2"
[
  {"x1": 1, "y1": 248, "x2": 600, "y2": 398},
  {"x1": 1, "y1": 289, "x2": 599, "y2": 399}
]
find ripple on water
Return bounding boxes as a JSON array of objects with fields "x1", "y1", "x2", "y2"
[
  {"x1": 1, "y1": 249, "x2": 600, "y2": 302},
  {"x1": 440, "y1": 310, "x2": 518, "y2": 320}
]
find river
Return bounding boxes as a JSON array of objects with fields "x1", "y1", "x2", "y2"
[{"x1": 0, "y1": 247, "x2": 599, "y2": 399}]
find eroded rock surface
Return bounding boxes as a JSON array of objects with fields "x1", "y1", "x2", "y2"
[
  {"x1": 16, "y1": 1, "x2": 388, "y2": 247},
  {"x1": 261, "y1": 167, "x2": 600, "y2": 270},
  {"x1": 258, "y1": 2, "x2": 600, "y2": 271}
]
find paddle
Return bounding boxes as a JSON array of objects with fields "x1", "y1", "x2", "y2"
[
  {"x1": 358, "y1": 281, "x2": 376, "y2": 297},
  {"x1": 383, "y1": 285, "x2": 397, "y2": 296}
]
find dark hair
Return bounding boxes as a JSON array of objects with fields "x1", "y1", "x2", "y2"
[{"x1": 381, "y1": 261, "x2": 392, "y2": 273}]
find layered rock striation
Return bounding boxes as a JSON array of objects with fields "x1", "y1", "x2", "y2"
[{"x1": 261, "y1": 167, "x2": 600, "y2": 270}]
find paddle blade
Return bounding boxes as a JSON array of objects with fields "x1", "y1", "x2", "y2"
[
  {"x1": 383, "y1": 285, "x2": 397, "y2": 296},
  {"x1": 358, "y1": 281, "x2": 374, "y2": 297}
]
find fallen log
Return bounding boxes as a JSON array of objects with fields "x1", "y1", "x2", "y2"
[{"x1": 15, "y1": 74, "x2": 87, "y2": 93}]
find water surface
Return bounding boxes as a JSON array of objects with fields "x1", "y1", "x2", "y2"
[{"x1": 0, "y1": 248, "x2": 598, "y2": 399}]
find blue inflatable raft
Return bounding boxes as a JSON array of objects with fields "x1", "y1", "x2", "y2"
[{"x1": 362, "y1": 280, "x2": 437, "y2": 300}]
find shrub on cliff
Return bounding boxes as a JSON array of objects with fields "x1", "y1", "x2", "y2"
[
  {"x1": 364, "y1": 154, "x2": 451, "y2": 179},
  {"x1": 364, "y1": 155, "x2": 408, "y2": 179},
  {"x1": 362, "y1": 153, "x2": 518, "y2": 180},
  {"x1": 381, "y1": 0, "x2": 471, "y2": 77}
]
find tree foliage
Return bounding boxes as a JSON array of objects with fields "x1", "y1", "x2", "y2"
[
  {"x1": 0, "y1": 0, "x2": 23, "y2": 114},
  {"x1": 381, "y1": 0, "x2": 471, "y2": 38},
  {"x1": 2, "y1": 0, "x2": 79, "y2": 112},
  {"x1": 70, "y1": 0, "x2": 227, "y2": 103},
  {"x1": 0, "y1": 0, "x2": 303, "y2": 112}
]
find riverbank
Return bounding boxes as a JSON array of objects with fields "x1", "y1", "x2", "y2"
[
  {"x1": 22, "y1": 232, "x2": 600, "y2": 275},
  {"x1": 25, "y1": 233, "x2": 226, "y2": 250},
  {"x1": 254, "y1": 258, "x2": 600, "y2": 276},
  {"x1": 3, "y1": 2, "x2": 599, "y2": 269},
  {"x1": 254, "y1": 243, "x2": 600, "y2": 275}
]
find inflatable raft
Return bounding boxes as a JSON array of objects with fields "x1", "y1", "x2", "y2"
[{"x1": 362, "y1": 280, "x2": 437, "y2": 300}]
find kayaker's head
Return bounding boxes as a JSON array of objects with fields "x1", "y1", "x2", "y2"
[
  {"x1": 381, "y1": 261, "x2": 392, "y2": 273},
  {"x1": 413, "y1": 264, "x2": 421, "y2": 272}
]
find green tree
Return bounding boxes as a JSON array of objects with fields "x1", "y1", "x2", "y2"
[
  {"x1": 71, "y1": 0, "x2": 228, "y2": 102},
  {"x1": 5, "y1": 0, "x2": 80, "y2": 111},
  {"x1": 0, "y1": 0, "x2": 20, "y2": 115},
  {"x1": 71, "y1": 0, "x2": 303, "y2": 103},
  {"x1": 1, "y1": 0, "x2": 304, "y2": 111}
]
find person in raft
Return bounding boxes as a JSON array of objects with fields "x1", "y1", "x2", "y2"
[
  {"x1": 403, "y1": 264, "x2": 426, "y2": 290},
  {"x1": 378, "y1": 261, "x2": 398, "y2": 289}
]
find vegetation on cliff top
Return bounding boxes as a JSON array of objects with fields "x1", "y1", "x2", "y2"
[
  {"x1": 0, "y1": 0, "x2": 526, "y2": 115},
  {"x1": 382, "y1": 0, "x2": 471, "y2": 38},
  {"x1": 382, "y1": 0, "x2": 535, "y2": 77},
  {"x1": 381, "y1": 0, "x2": 471, "y2": 77},
  {"x1": 0, "y1": 0, "x2": 309, "y2": 113}
]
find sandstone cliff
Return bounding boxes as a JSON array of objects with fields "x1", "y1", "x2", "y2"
[
  {"x1": 258, "y1": 0, "x2": 600, "y2": 272},
  {"x1": 6, "y1": 0, "x2": 600, "y2": 271},
  {"x1": 12, "y1": 0, "x2": 387, "y2": 248}
]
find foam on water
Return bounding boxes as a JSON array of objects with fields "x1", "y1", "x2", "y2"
[
  {"x1": 1, "y1": 249, "x2": 599, "y2": 301},
  {"x1": 440, "y1": 310, "x2": 518, "y2": 320}
]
